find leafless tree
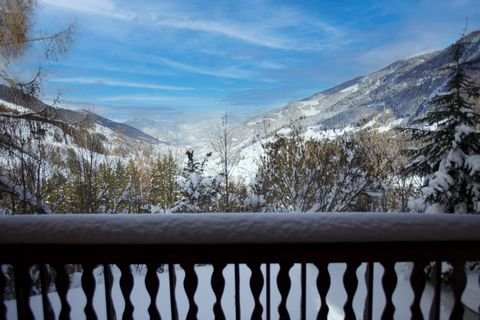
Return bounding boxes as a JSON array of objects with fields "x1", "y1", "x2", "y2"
[
  {"x1": 0, "y1": 0, "x2": 74, "y2": 213},
  {"x1": 253, "y1": 124, "x2": 414, "y2": 212},
  {"x1": 210, "y1": 112, "x2": 240, "y2": 212},
  {"x1": 0, "y1": 0, "x2": 74, "y2": 94}
]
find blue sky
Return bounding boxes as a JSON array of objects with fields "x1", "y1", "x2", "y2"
[{"x1": 24, "y1": 0, "x2": 480, "y2": 123}]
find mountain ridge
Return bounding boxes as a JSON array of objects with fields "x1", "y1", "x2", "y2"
[
  {"x1": 117, "y1": 30, "x2": 480, "y2": 151},
  {"x1": 202, "y1": 30, "x2": 480, "y2": 181},
  {"x1": 0, "y1": 84, "x2": 160, "y2": 145},
  {"x1": 230, "y1": 30, "x2": 480, "y2": 143}
]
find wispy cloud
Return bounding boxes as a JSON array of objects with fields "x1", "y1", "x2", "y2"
[
  {"x1": 151, "y1": 16, "x2": 341, "y2": 51},
  {"x1": 148, "y1": 17, "x2": 294, "y2": 50},
  {"x1": 100, "y1": 94, "x2": 223, "y2": 108},
  {"x1": 39, "y1": 0, "x2": 480, "y2": 125},
  {"x1": 41, "y1": 0, "x2": 132, "y2": 20},
  {"x1": 51, "y1": 76, "x2": 192, "y2": 91},
  {"x1": 149, "y1": 56, "x2": 255, "y2": 79},
  {"x1": 41, "y1": 0, "x2": 343, "y2": 51},
  {"x1": 55, "y1": 99, "x2": 186, "y2": 122},
  {"x1": 225, "y1": 85, "x2": 311, "y2": 106},
  {"x1": 256, "y1": 61, "x2": 286, "y2": 70}
]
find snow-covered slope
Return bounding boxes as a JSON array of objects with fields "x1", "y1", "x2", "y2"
[
  {"x1": 115, "y1": 31, "x2": 480, "y2": 170},
  {"x1": 0, "y1": 93, "x2": 168, "y2": 168},
  {"x1": 0, "y1": 85, "x2": 161, "y2": 146},
  {"x1": 211, "y1": 30, "x2": 480, "y2": 181},
  {"x1": 233, "y1": 31, "x2": 480, "y2": 143},
  {"x1": 125, "y1": 117, "x2": 222, "y2": 150}
]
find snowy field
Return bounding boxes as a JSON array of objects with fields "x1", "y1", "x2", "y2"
[{"x1": 5, "y1": 263, "x2": 478, "y2": 319}]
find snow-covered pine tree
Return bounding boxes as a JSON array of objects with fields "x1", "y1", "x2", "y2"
[
  {"x1": 149, "y1": 152, "x2": 179, "y2": 213},
  {"x1": 404, "y1": 33, "x2": 480, "y2": 214},
  {"x1": 172, "y1": 150, "x2": 219, "y2": 213}
]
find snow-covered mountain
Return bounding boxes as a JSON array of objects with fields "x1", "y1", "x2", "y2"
[
  {"x1": 0, "y1": 88, "x2": 174, "y2": 214},
  {"x1": 128, "y1": 31, "x2": 480, "y2": 167},
  {"x1": 0, "y1": 85, "x2": 171, "y2": 179},
  {"x1": 0, "y1": 85, "x2": 161, "y2": 146},
  {"x1": 203, "y1": 30, "x2": 480, "y2": 182},
  {"x1": 125, "y1": 117, "x2": 222, "y2": 149},
  {"x1": 231, "y1": 30, "x2": 480, "y2": 144},
  {"x1": 124, "y1": 118, "x2": 183, "y2": 146},
  {"x1": 4, "y1": 30, "x2": 478, "y2": 180}
]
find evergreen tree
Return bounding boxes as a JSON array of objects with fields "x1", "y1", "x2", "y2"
[
  {"x1": 113, "y1": 159, "x2": 129, "y2": 212},
  {"x1": 172, "y1": 150, "x2": 219, "y2": 213},
  {"x1": 404, "y1": 34, "x2": 480, "y2": 213},
  {"x1": 149, "y1": 152, "x2": 178, "y2": 213},
  {"x1": 95, "y1": 162, "x2": 116, "y2": 212},
  {"x1": 125, "y1": 159, "x2": 144, "y2": 213},
  {"x1": 149, "y1": 157, "x2": 163, "y2": 210}
]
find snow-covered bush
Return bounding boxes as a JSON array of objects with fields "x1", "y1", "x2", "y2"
[{"x1": 251, "y1": 126, "x2": 393, "y2": 212}]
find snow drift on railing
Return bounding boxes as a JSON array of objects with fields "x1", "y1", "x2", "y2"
[{"x1": 0, "y1": 212, "x2": 480, "y2": 244}]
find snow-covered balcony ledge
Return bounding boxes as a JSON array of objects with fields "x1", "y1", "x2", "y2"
[
  {"x1": 0, "y1": 212, "x2": 480, "y2": 320},
  {"x1": 1, "y1": 212, "x2": 480, "y2": 245}
]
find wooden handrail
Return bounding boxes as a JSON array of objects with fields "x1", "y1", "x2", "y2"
[
  {"x1": 0, "y1": 212, "x2": 480, "y2": 244},
  {"x1": 0, "y1": 213, "x2": 479, "y2": 320}
]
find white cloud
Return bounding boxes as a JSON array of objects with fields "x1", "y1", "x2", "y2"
[
  {"x1": 40, "y1": 0, "x2": 130, "y2": 19},
  {"x1": 148, "y1": 14, "x2": 341, "y2": 51},
  {"x1": 149, "y1": 17, "x2": 293, "y2": 50},
  {"x1": 40, "y1": 0, "x2": 342, "y2": 51},
  {"x1": 51, "y1": 77, "x2": 192, "y2": 91},
  {"x1": 149, "y1": 56, "x2": 255, "y2": 79},
  {"x1": 100, "y1": 94, "x2": 223, "y2": 107},
  {"x1": 355, "y1": 28, "x2": 461, "y2": 71},
  {"x1": 256, "y1": 61, "x2": 286, "y2": 70}
]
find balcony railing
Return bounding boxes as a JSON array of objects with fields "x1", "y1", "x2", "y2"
[{"x1": 0, "y1": 212, "x2": 479, "y2": 319}]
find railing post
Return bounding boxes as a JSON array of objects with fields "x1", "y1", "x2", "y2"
[
  {"x1": 14, "y1": 263, "x2": 34, "y2": 320},
  {"x1": 52, "y1": 263, "x2": 71, "y2": 320},
  {"x1": 168, "y1": 264, "x2": 179, "y2": 320},
  {"x1": 380, "y1": 261, "x2": 397, "y2": 319},
  {"x1": 314, "y1": 262, "x2": 330, "y2": 319},
  {"x1": 118, "y1": 264, "x2": 134, "y2": 320},
  {"x1": 429, "y1": 261, "x2": 441, "y2": 320},
  {"x1": 363, "y1": 262, "x2": 373, "y2": 320},
  {"x1": 248, "y1": 263, "x2": 264, "y2": 319},
  {"x1": 234, "y1": 263, "x2": 241, "y2": 320},
  {"x1": 211, "y1": 263, "x2": 226, "y2": 320},
  {"x1": 410, "y1": 261, "x2": 427, "y2": 319},
  {"x1": 277, "y1": 262, "x2": 293, "y2": 320},
  {"x1": 450, "y1": 260, "x2": 466, "y2": 319},
  {"x1": 0, "y1": 265, "x2": 6, "y2": 320},
  {"x1": 266, "y1": 263, "x2": 271, "y2": 320},
  {"x1": 81, "y1": 263, "x2": 98, "y2": 320},
  {"x1": 103, "y1": 264, "x2": 116, "y2": 320},
  {"x1": 300, "y1": 263, "x2": 306, "y2": 320},
  {"x1": 343, "y1": 262, "x2": 360, "y2": 320},
  {"x1": 39, "y1": 264, "x2": 55, "y2": 320},
  {"x1": 181, "y1": 263, "x2": 198, "y2": 320},
  {"x1": 145, "y1": 263, "x2": 161, "y2": 320}
]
